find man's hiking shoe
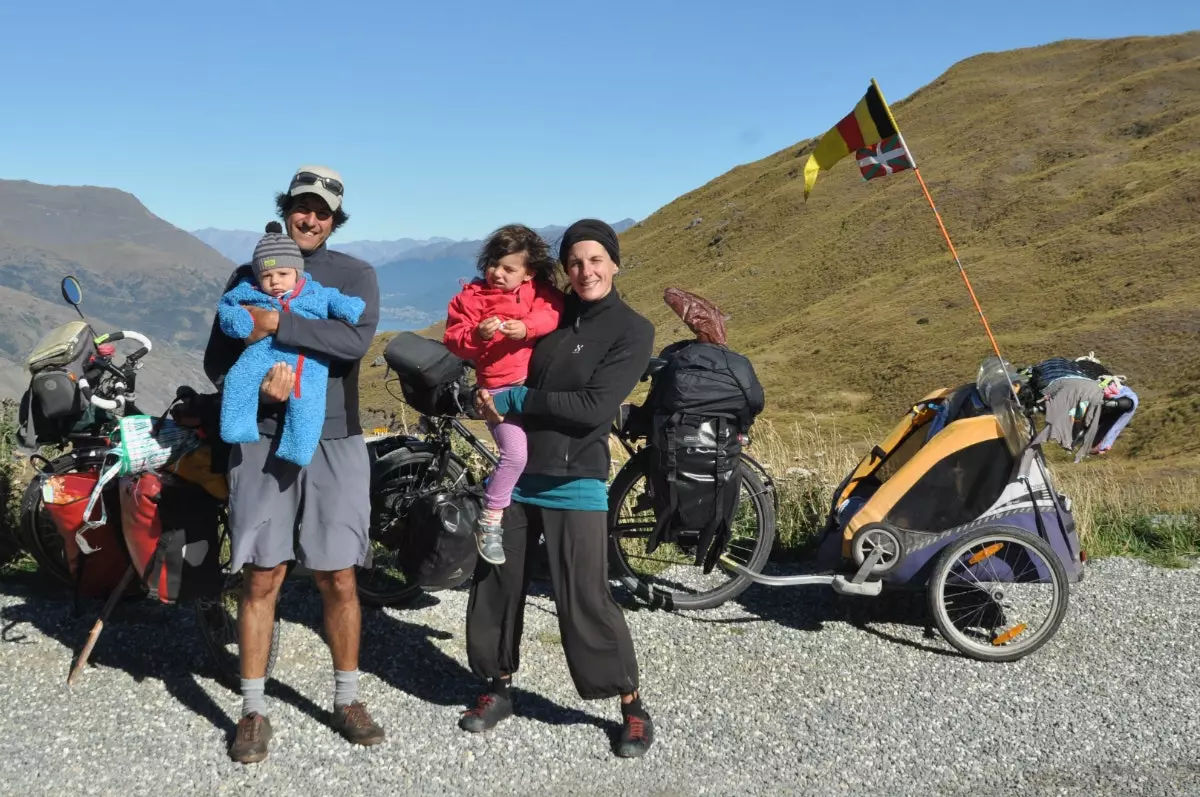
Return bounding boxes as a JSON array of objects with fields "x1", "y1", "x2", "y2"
[
  {"x1": 459, "y1": 691, "x2": 514, "y2": 733},
  {"x1": 331, "y1": 701, "x2": 386, "y2": 746},
  {"x1": 229, "y1": 712, "x2": 273, "y2": 764},
  {"x1": 476, "y1": 524, "x2": 506, "y2": 566},
  {"x1": 615, "y1": 712, "x2": 655, "y2": 758}
]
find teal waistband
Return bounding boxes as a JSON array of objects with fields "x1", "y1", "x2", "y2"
[{"x1": 512, "y1": 474, "x2": 609, "y2": 511}]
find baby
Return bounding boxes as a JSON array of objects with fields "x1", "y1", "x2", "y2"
[{"x1": 217, "y1": 223, "x2": 365, "y2": 466}]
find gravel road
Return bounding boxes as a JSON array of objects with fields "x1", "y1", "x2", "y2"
[{"x1": 0, "y1": 557, "x2": 1197, "y2": 797}]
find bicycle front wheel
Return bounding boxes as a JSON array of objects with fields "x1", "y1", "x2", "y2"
[
  {"x1": 356, "y1": 448, "x2": 469, "y2": 607},
  {"x1": 608, "y1": 450, "x2": 776, "y2": 611}
]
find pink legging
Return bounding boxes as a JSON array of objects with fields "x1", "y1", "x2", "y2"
[{"x1": 484, "y1": 417, "x2": 528, "y2": 510}]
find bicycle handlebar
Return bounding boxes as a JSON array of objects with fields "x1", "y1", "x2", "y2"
[
  {"x1": 78, "y1": 376, "x2": 123, "y2": 411},
  {"x1": 79, "y1": 329, "x2": 153, "y2": 411}
]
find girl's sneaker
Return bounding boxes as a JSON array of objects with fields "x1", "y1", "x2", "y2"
[{"x1": 476, "y1": 522, "x2": 506, "y2": 565}]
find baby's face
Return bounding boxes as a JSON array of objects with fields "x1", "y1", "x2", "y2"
[{"x1": 259, "y1": 268, "x2": 299, "y2": 298}]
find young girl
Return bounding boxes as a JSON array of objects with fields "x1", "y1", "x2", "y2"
[{"x1": 443, "y1": 225, "x2": 564, "y2": 565}]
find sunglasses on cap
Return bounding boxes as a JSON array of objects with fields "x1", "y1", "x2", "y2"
[{"x1": 290, "y1": 171, "x2": 344, "y2": 197}]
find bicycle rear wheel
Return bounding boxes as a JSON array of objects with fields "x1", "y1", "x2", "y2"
[{"x1": 608, "y1": 450, "x2": 776, "y2": 611}]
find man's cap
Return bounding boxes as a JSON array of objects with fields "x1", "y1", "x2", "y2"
[{"x1": 288, "y1": 165, "x2": 344, "y2": 212}]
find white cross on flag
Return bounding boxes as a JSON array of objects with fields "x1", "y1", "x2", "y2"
[{"x1": 856, "y1": 134, "x2": 915, "y2": 181}]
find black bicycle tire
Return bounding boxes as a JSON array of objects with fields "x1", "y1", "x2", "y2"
[
  {"x1": 926, "y1": 525, "x2": 1070, "y2": 663},
  {"x1": 608, "y1": 449, "x2": 776, "y2": 611},
  {"x1": 356, "y1": 448, "x2": 469, "y2": 607}
]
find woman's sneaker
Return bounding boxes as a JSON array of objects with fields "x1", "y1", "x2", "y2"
[
  {"x1": 476, "y1": 522, "x2": 506, "y2": 565},
  {"x1": 459, "y1": 690, "x2": 514, "y2": 733},
  {"x1": 615, "y1": 711, "x2": 655, "y2": 758}
]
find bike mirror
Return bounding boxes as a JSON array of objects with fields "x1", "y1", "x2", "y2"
[{"x1": 61, "y1": 276, "x2": 83, "y2": 307}]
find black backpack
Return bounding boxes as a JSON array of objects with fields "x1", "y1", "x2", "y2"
[
  {"x1": 642, "y1": 341, "x2": 765, "y2": 572},
  {"x1": 383, "y1": 332, "x2": 470, "y2": 417},
  {"x1": 394, "y1": 485, "x2": 482, "y2": 591}
]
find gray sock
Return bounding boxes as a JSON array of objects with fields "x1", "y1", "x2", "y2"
[
  {"x1": 241, "y1": 676, "x2": 267, "y2": 717},
  {"x1": 334, "y1": 669, "x2": 360, "y2": 710}
]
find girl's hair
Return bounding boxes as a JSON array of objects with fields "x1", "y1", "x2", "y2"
[{"x1": 476, "y1": 224, "x2": 557, "y2": 286}]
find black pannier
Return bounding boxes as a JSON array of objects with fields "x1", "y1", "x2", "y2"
[{"x1": 641, "y1": 341, "x2": 765, "y2": 572}]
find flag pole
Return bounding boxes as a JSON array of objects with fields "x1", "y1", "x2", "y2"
[
  {"x1": 910, "y1": 160, "x2": 1006, "y2": 364},
  {"x1": 872, "y1": 79, "x2": 1007, "y2": 366}
]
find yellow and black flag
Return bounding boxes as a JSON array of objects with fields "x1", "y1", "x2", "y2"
[{"x1": 803, "y1": 79, "x2": 909, "y2": 198}]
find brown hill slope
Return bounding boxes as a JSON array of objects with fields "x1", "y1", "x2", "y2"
[
  {"x1": 614, "y1": 33, "x2": 1200, "y2": 464},
  {"x1": 0, "y1": 179, "x2": 236, "y2": 410}
]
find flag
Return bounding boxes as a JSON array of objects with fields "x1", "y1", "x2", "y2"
[
  {"x1": 856, "y1": 134, "x2": 915, "y2": 181},
  {"x1": 803, "y1": 79, "x2": 903, "y2": 198}
]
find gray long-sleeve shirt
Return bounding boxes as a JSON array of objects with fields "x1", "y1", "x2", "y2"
[{"x1": 203, "y1": 244, "x2": 380, "y2": 439}]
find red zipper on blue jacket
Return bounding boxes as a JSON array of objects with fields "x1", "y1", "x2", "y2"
[{"x1": 279, "y1": 279, "x2": 306, "y2": 399}]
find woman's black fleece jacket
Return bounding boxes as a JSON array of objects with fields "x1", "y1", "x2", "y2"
[{"x1": 506, "y1": 289, "x2": 654, "y2": 480}]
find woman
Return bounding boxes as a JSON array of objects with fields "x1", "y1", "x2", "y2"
[{"x1": 459, "y1": 219, "x2": 657, "y2": 758}]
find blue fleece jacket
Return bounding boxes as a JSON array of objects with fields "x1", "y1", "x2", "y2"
[{"x1": 217, "y1": 277, "x2": 365, "y2": 465}]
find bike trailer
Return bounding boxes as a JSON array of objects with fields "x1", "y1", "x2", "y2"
[
  {"x1": 383, "y1": 332, "x2": 469, "y2": 416},
  {"x1": 814, "y1": 381, "x2": 1085, "y2": 586}
]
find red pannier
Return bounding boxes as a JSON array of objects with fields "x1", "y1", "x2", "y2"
[
  {"x1": 119, "y1": 472, "x2": 223, "y2": 604},
  {"x1": 40, "y1": 472, "x2": 129, "y2": 598}
]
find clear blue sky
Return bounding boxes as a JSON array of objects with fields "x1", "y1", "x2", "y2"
[{"x1": 1, "y1": 0, "x2": 1195, "y2": 241}]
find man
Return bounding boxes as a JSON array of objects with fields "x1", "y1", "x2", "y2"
[{"x1": 203, "y1": 165, "x2": 383, "y2": 764}]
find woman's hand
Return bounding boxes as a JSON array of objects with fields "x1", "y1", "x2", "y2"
[
  {"x1": 474, "y1": 388, "x2": 503, "y2": 425},
  {"x1": 477, "y1": 317, "x2": 503, "y2": 340},
  {"x1": 260, "y1": 362, "x2": 295, "y2": 404},
  {"x1": 499, "y1": 320, "x2": 527, "y2": 340}
]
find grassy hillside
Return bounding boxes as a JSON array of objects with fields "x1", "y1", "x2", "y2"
[{"x1": 613, "y1": 33, "x2": 1200, "y2": 468}]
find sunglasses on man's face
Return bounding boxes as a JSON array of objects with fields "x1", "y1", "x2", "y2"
[
  {"x1": 290, "y1": 203, "x2": 333, "y2": 221},
  {"x1": 290, "y1": 171, "x2": 344, "y2": 197}
]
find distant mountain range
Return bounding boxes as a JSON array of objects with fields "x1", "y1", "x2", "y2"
[
  {"x1": 189, "y1": 228, "x2": 455, "y2": 269},
  {"x1": 190, "y1": 218, "x2": 638, "y2": 331}
]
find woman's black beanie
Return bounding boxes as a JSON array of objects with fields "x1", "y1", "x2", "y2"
[{"x1": 558, "y1": 218, "x2": 620, "y2": 265}]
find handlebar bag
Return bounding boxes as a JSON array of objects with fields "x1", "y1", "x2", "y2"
[
  {"x1": 383, "y1": 332, "x2": 469, "y2": 416},
  {"x1": 18, "y1": 321, "x2": 101, "y2": 447}
]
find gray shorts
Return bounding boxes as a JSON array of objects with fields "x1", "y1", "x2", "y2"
[{"x1": 227, "y1": 435, "x2": 371, "y2": 572}]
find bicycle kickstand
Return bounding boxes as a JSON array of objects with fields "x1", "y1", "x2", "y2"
[{"x1": 67, "y1": 565, "x2": 137, "y2": 688}]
